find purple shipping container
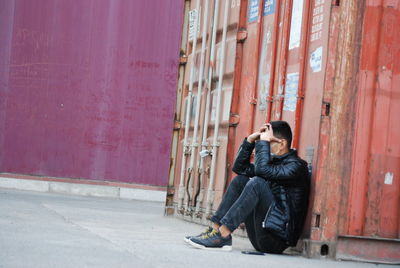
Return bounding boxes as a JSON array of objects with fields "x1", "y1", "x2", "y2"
[{"x1": 0, "y1": 0, "x2": 184, "y2": 186}]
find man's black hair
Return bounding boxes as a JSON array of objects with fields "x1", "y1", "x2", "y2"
[{"x1": 270, "y1": 121, "x2": 292, "y2": 149}]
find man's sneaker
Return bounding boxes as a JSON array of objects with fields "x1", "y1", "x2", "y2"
[
  {"x1": 184, "y1": 227, "x2": 213, "y2": 243},
  {"x1": 189, "y1": 229, "x2": 232, "y2": 251}
]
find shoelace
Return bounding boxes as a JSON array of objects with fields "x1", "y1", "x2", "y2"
[
  {"x1": 198, "y1": 227, "x2": 212, "y2": 238},
  {"x1": 201, "y1": 229, "x2": 219, "y2": 239}
]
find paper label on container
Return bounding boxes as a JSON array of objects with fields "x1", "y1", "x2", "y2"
[
  {"x1": 311, "y1": 0, "x2": 325, "y2": 42},
  {"x1": 248, "y1": 0, "x2": 260, "y2": 23},
  {"x1": 289, "y1": 0, "x2": 304, "y2": 50},
  {"x1": 263, "y1": 0, "x2": 275, "y2": 16},
  {"x1": 231, "y1": 0, "x2": 241, "y2": 8},
  {"x1": 189, "y1": 9, "x2": 199, "y2": 41},
  {"x1": 384, "y1": 172, "x2": 394, "y2": 185},
  {"x1": 259, "y1": 73, "x2": 270, "y2": 111},
  {"x1": 310, "y1": 46, "x2": 323, "y2": 72},
  {"x1": 283, "y1": 73, "x2": 299, "y2": 112}
]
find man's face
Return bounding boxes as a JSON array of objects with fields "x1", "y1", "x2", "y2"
[
  {"x1": 270, "y1": 140, "x2": 280, "y2": 155},
  {"x1": 270, "y1": 139, "x2": 288, "y2": 155}
]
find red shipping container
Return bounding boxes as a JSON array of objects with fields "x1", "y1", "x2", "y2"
[{"x1": 169, "y1": 0, "x2": 400, "y2": 264}]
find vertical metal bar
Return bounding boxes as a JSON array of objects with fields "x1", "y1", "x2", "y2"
[
  {"x1": 205, "y1": 0, "x2": 230, "y2": 217},
  {"x1": 185, "y1": 0, "x2": 211, "y2": 214},
  {"x1": 292, "y1": 0, "x2": 312, "y2": 149},
  {"x1": 276, "y1": 0, "x2": 294, "y2": 120},
  {"x1": 266, "y1": 0, "x2": 281, "y2": 122},
  {"x1": 177, "y1": 0, "x2": 201, "y2": 212},
  {"x1": 226, "y1": 0, "x2": 248, "y2": 186},
  {"x1": 247, "y1": 0, "x2": 266, "y2": 134},
  {"x1": 166, "y1": 0, "x2": 191, "y2": 215},
  {"x1": 194, "y1": 0, "x2": 220, "y2": 216},
  {"x1": 315, "y1": 0, "x2": 366, "y2": 240}
]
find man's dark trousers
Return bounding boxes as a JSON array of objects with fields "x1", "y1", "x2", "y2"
[{"x1": 211, "y1": 175, "x2": 287, "y2": 253}]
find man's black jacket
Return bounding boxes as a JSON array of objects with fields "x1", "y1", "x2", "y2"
[{"x1": 232, "y1": 138, "x2": 310, "y2": 246}]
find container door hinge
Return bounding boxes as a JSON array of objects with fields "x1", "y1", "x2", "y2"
[
  {"x1": 237, "y1": 28, "x2": 248, "y2": 42},
  {"x1": 174, "y1": 120, "x2": 182, "y2": 130},
  {"x1": 229, "y1": 113, "x2": 240, "y2": 127},
  {"x1": 322, "y1": 102, "x2": 331, "y2": 116},
  {"x1": 249, "y1": 98, "x2": 257, "y2": 105},
  {"x1": 179, "y1": 54, "x2": 188, "y2": 65}
]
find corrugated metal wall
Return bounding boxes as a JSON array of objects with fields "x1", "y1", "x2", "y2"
[
  {"x1": 336, "y1": 0, "x2": 400, "y2": 263},
  {"x1": 170, "y1": 0, "x2": 400, "y2": 263},
  {"x1": 169, "y1": 0, "x2": 241, "y2": 219},
  {"x1": 347, "y1": 0, "x2": 400, "y2": 240},
  {"x1": 0, "y1": 0, "x2": 184, "y2": 185},
  {"x1": 171, "y1": 0, "x2": 328, "y2": 230}
]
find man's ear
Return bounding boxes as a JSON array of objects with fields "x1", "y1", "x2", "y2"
[{"x1": 281, "y1": 139, "x2": 288, "y2": 149}]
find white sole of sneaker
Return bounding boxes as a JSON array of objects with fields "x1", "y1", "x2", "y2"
[
  {"x1": 183, "y1": 237, "x2": 191, "y2": 243},
  {"x1": 188, "y1": 239, "x2": 232, "y2": 251}
]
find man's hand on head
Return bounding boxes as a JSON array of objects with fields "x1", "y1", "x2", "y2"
[
  {"x1": 260, "y1": 123, "x2": 282, "y2": 143},
  {"x1": 247, "y1": 131, "x2": 261, "y2": 143}
]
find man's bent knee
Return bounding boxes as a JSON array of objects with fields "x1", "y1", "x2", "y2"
[
  {"x1": 231, "y1": 175, "x2": 250, "y2": 188},
  {"x1": 247, "y1": 176, "x2": 268, "y2": 187}
]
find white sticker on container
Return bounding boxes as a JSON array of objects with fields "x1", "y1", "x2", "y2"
[
  {"x1": 232, "y1": 0, "x2": 240, "y2": 8},
  {"x1": 283, "y1": 72, "x2": 299, "y2": 112},
  {"x1": 189, "y1": 9, "x2": 199, "y2": 41},
  {"x1": 310, "y1": 46, "x2": 323, "y2": 72},
  {"x1": 264, "y1": 0, "x2": 276, "y2": 16},
  {"x1": 259, "y1": 73, "x2": 270, "y2": 111},
  {"x1": 289, "y1": 0, "x2": 304, "y2": 50},
  {"x1": 248, "y1": 0, "x2": 260, "y2": 23},
  {"x1": 384, "y1": 172, "x2": 394, "y2": 185}
]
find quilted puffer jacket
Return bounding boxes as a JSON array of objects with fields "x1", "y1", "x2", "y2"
[{"x1": 232, "y1": 138, "x2": 310, "y2": 246}]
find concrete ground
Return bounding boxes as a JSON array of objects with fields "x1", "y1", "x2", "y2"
[{"x1": 0, "y1": 189, "x2": 394, "y2": 268}]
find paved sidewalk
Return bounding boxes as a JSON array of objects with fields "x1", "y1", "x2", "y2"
[{"x1": 0, "y1": 189, "x2": 393, "y2": 268}]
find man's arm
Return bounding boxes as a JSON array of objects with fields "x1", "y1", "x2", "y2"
[
  {"x1": 232, "y1": 138, "x2": 256, "y2": 177},
  {"x1": 254, "y1": 140, "x2": 303, "y2": 184}
]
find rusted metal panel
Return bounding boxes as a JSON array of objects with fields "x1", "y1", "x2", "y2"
[
  {"x1": 171, "y1": 0, "x2": 400, "y2": 263},
  {"x1": 336, "y1": 236, "x2": 400, "y2": 264},
  {"x1": 309, "y1": 0, "x2": 366, "y2": 252},
  {"x1": 308, "y1": 0, "x2": 341, "y2": 244},
  {"x1": 347, "y1": 0, "x2": 400, "y2": 239},
  {"x1": 172, "y1": 0, "x2": 241, "y2": 220},
  {"x1": 0, "y1": 0, "x2": 184, "y2": 186},
  {"x1": 230, "y1": 0, "x2": 264, "y2": 151},
  {"x1": 166, "y1": 0, "x2": 192, "y2": 216},
  {"x1": 173, "y1": 0, "x2": 328, "y2": 227},
  {"x1": 230, "y1": 0, "x2": 328, "y2": 169},
  {"x1": 308, "y1": 0, "x2": 400, "y2": 263}
]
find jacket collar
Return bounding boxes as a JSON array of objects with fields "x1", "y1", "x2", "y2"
[{"x1": 271, "y1": 149, "x2": 297, "y2": 160}]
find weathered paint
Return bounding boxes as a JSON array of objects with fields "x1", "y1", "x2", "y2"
[
  {"x1": 0, "y1": 0, "x2": 184, "y2": 185},
  {"x1": 307, "y1": 0, "x2": 341, "y2": 247},
  {"x1": 173, "y1": 0, "x2": 328, "y2": 228},
  {"x1": 347, "y1": 1, "x2": 400, "y2": 239},
  {"x1": 228, "y1": 0, "x2": 329, "y2": 179},
  {"x1": 336, "y1": 236, "x2": 400, "y2": 264},
  {"x1": 307, "y1": 0, "x2": 366, "y2": 259},
  {"x1": 307, "y1": 0, "x2": 400, "y2": 263},
  {"x1": 172, "y1": 0, "x2": 241, "y2": 220},
  {"x1": 170, "y1": 0, "x2": 400, "y2": 263}
]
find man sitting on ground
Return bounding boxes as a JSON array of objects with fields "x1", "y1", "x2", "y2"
[{"x1": 185, "y1": 121, "x2": 310, "y2": 253}]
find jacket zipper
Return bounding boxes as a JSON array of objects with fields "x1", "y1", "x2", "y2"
[{"x1": 262, "y1": 205, "x2": 272, "y2": 228}]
